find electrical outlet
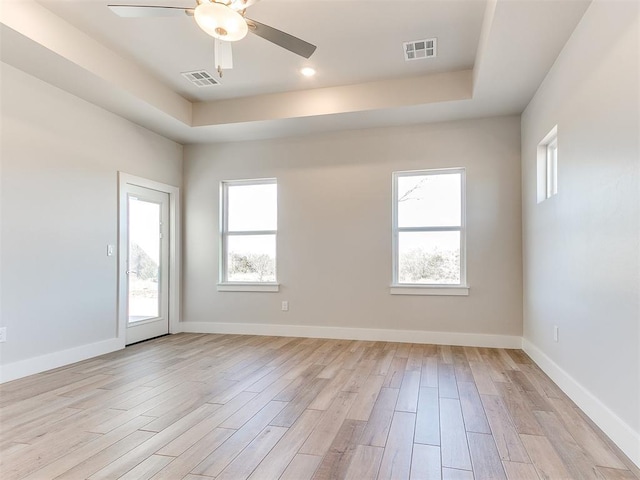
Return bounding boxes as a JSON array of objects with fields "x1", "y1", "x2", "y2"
[
  {"x1": 0, "y1": 327, "x2": 7, "y2": 343},
  {"x1": 554, "y1": 325, "x2": 559, "y2": 342},
  {"x1": 281, "y1": 301, "x2": 289, "y2": 312}
]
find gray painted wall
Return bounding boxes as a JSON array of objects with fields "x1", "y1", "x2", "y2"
[
  {"x1": 522, "y1": 0, "x2": 639, "y2": 445},
  {"x1": 0, "y1": 63, "x2": 183, "y2": 365},
  {"x1": 183, "y1": 116, "x2": 523, "y2": 337}
]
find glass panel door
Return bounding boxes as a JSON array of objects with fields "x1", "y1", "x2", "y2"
[
  {"x1": 124, "y1": 185, "x2": 169, "y2": 345},
  {"x1": 128, "y1": 197, "x2": 161, "y2": 323}
]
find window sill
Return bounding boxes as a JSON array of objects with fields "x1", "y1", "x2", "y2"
[
  {"x1": 389, "y1": 285, "x2": 469, "y2": 296},
  {"x1": 217, "y1": 283, "x2": 280, "y2": 293}
]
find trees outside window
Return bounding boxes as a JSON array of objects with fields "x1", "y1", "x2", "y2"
[
  {"x1": 220, "y1": 179, "x2": 277, "y2": 283},
  {"x1": 392, "y1": 169, "x2": 466, "y2": 286}
]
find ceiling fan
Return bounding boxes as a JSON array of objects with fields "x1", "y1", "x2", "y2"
[{"x1": 107, "y1": 0, "x2": 317, "y2": 60}]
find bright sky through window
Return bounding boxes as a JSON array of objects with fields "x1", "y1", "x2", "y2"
[
  {"x1": 222, "y1": 180, "x2": 277, "y2": 283},
  {"x1": 393, "y1": 170, "x2": 465, "y2": 286}
]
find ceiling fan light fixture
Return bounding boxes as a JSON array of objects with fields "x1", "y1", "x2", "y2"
[{"x1": 194, "y1": 2, "x2": 248, "y2": 41}]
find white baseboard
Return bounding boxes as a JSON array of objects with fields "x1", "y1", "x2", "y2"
[
  {"x1": 523, "y1": 338, "x2": 640, "y2": 468},
  {"x1": 0, "y1": 337, "x2": 124, "y2": 384},
  {"x1": 179, "y1": 321, "x2": 523, "y2": 349}
]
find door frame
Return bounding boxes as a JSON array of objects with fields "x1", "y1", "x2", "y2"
[{"x1": 118, "y1": 172, "x2": 181, "y2": 345}]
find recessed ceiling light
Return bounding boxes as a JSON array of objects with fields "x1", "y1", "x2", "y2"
[{"x1": 300, "y1": 67, "x2": 316, "y2": 77}]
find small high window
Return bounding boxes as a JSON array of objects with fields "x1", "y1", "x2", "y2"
[{"x1": 538, "y1": 126, "x2": 558, "y2": 203}]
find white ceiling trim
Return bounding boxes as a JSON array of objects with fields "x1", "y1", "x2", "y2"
[
  {"x1": 0, "y1": 0, "x2": 191, "y2": 125},
  {"x1": 0, "y1": 0, "x2": 592, "y2": 144},
  {"x1": 193, "y1": 70, "x2": 473, "y2": 127}
]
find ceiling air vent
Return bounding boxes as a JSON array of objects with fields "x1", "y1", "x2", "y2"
[
  {"x1": 181, "y1": 70, "x2": 220, "y2": 87},
  {"x1": 403, "y1": 38, "x2": 437, "y2": 61}
]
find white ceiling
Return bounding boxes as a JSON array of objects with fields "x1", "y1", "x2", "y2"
[{"x1": 0, "y1": 0, "x2": 591, "y2": 144}]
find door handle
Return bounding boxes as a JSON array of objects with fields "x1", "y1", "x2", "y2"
[{"x1": 126, "y1": 270, "x2": 138, "y2": 275}]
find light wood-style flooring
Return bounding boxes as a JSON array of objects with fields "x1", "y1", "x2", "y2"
[{"x1": 1, "y1": 333, "x2": 638, "y2": 480}]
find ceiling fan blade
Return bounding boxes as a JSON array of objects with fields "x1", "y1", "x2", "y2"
[
  {"x1": 245, "y1": 18, "x2": 316, "y2": 59},
  {"x1": 108, "y1": 5, "x2": 194, "y2": 18}
]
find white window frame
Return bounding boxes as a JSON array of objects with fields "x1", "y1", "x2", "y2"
[
  {"x1": 218, "y1": 178, "x2": 279, "y2": 292},
  {"x1": 537, "y1": 125, "x2": 558, "y2": 203},
  {"x1": 546, "y1": 137, "x2": 558, "y2": 199},
  {"x1": 390, "y1": 168, "x2": 469, "y2": 296}
]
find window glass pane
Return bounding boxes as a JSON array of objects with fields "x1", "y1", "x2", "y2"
[
  {"x1": 228, "y1": 183, "x2": 277, "y2": 231},
  {"x1": 128, "y1": 197, "x2": 160, "y2": 321},
  {"x1": 397, "y1": 173, "x2": 461, "y2": 227},
  {"x1": 227, "y1": 234, "x2": 276, "y2": 282},
  {"x1": 398, "y1": 231, "x2": 460, "y2": 284}
]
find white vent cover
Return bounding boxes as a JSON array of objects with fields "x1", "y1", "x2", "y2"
[
  {"x1": 181, "y1": 70, "x2": 220, "y2": 87},
  {"x1": 403, "y1": 38, "x2": 437, "y2": 61}
]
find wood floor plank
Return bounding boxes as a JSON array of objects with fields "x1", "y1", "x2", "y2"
[
  {"x1": 415, "y1": 386, "x2": 440, "y2": 446},
  {"x1": 467, "y1": 432, "x2": 508, "y2": 479},
  {"x1": 442, "y1": 467, "x2": 474, "y2": 479},
  {"x1": 469, "y1": 361, "x2": 499, "y2": 395},
  {"x1": 221, "y1": 375, "x2": 297, "y2": 429},
  {"x1": 503, "y1": 461, "x2": 541, "y2": 480},
  {"x1": 216, "y1": 425, "x2": 288, "y2": 480},
  {"x1": 311, "y1": 419, "x2": 366, "y2": 480},
  {"x1": 300, "y1": 391, "x2": 358, "y2": 456},
  {"x1": 534, "y1": 410, "x2": 607, "y2": 480},
  {"x1": 410, "y1": 443, "x2": 441, "y2": 480},
  {"x1": 520, "y1": 434, "x2": 573, "y2": 480},
  {"x1": 342, "y1": 360, "x2": 376, "y2": 393},
  {"x1": 505, "y1": 349, "x2": 533, "y2": 365},
  {"x1": 1, "y1": 334, "x2": 637, "y2": 480},
  {"x1": 596, "y1": 466, "x2": 639, "y2": 480},
  {"x1": 548, "y1": 397, "x2": 627, "y2": 469},
  {"x1": 2, "y1": 429, "x2": 102, "y2": 480},
  {"x1": 55, "y1": 430, "x2": 155, "y2": 480},
  {"x1": 438, "y1": 363, "x2": 459, "y2": 399},
  {"x1": 458, "y1": 381, "x2": 491, "y2": 434},
  {"x1": 420, "y1": 357, "x2": 438, "y2": 387},
  {"x1": 439, "y1": 345, "x2": 454, "y2": 364},
  {"x1": 248, "y1": 409, "x2": 323, "y2": 480},
  {"x1": 89, "y1": 403, "x2": 221, "y2": 479},
  {"x1": 156, "y1": 390, "x2": 255, "y2": 456},
  {"x1": 307, "y1": 368, "x2": 353, "y2": 411},
  {"x1": 504, "y1": 370, "x2": 552, "y2": 411},
  {"x1": 396, "y1": 369, "x2": 421, "y2": 413},
  {"x1": 150, "y1": 427, "x2": 234, "y2": 480},
  {"x1": 452, "y1": 346, "x2": 475, "y2": 383},
  {"x1": 377, "y1": 411, "x2": 416, "y2": 480},
  {"x1": 270, "y1": 377, "x2": 330, "y2": 427},
  {"x1": 372, "y1": 348, "x2": 396, "y2": 377},
  {"x1": 480, "y1": 394, "x2": 530, "y2": 463},
  {"x1": 383, "y1": 357, "x2": 408, "y2": 389},
  {"x1": 440, "y1": 397, "x2": 472, "y2": 470},
  {"x1": 281, "y1": 453, "x2": 322, "y2": 480},
  {"x1": 518, "y1": 363, "x2": 567, "y2": 400},
  {"x1": 21, "y1": 416, "x2": 154, "y2": 480},
  {"x1": 191, "y1": 400, "x2": 287, "y2": 477},
  {"x1": 117, "y1": 454, "x2": 174, "y2": 480},
  {"x1": 359, "y1": 387, "x2": 400, "y2": 447},
  {"x1": 347, "y1": 374, "x2": 385, "y2": 421},
  {"x1": 463, "y1": 346, "x2": 483, "y2": 363},
  {"x1": 343, "y1": 445, "x2": 383, "y2": 480},
  {"x1": 494, "y1": 380, "x2": 544, "y2": 435}
]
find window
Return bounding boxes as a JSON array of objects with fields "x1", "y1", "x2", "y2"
[
  {"x1": 391, "y1": 168, "x2": 468, "y2": 296},
  {"x1": 537, "y1": 126, "x2": 558, "y2": 203},
  {"x1": 546, "y1": 137, "x2": 558, "y2": 199},
  {"x1": 219, "y1": 179, "x2": 278, "y2": 292}
]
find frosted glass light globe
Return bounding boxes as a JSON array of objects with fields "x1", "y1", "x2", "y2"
[{"x1": 194, "y1": 2, "x2": 248, "y2": 42}]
